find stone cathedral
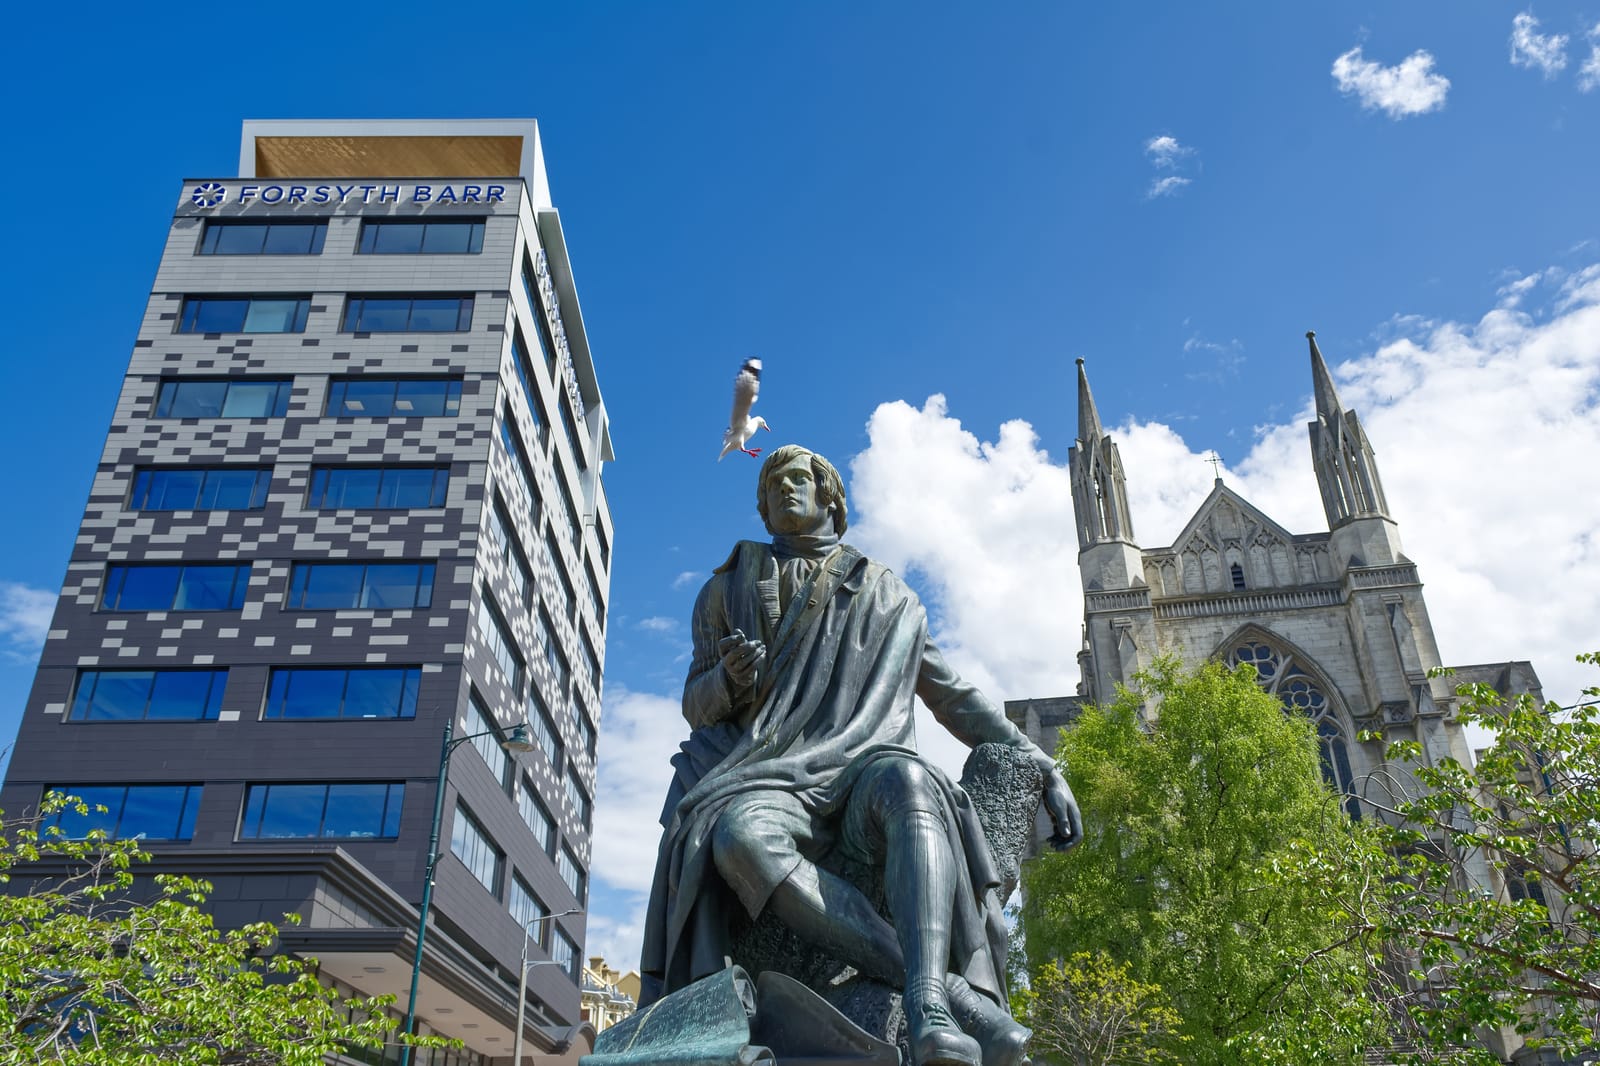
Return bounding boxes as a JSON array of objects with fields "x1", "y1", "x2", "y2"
[{"x1": 1006, "y1": 332, "x2": 1545, "y2": 823}]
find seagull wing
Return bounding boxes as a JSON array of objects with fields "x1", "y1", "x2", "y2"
[{"x1": 719, "y1": 359, "x2": 761, "y2": 461}]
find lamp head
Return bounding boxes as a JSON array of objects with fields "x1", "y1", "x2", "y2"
[{"x1": 501, "y1": 721, "x2": 537, "y2": 754}]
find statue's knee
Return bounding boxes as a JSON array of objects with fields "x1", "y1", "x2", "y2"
[{"x1": 870, "y1": 757, "x2": 940, "y2": 817}]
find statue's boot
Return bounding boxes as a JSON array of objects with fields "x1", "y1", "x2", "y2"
[
  {"x1": 905, "y1": 976, "x2": 983, "y2": 1066},
  {"x1": 945, "y1": 973, "x2": 1031, "y2": 1066},
  {"x1": 768, "y1": 861, "x2": 905, "y2": 986}
]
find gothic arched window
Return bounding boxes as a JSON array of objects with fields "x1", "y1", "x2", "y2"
[{"x1": 1226, "y1": 639, "x2": 1360, "y2": 820}]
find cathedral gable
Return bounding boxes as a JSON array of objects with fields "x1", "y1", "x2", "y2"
[{"x1": 1146, "y1": 486, "x2": 1331, "y2": 596}]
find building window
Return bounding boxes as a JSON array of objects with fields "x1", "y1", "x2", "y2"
[
  {"x1": 1230, "y1": 562, "x2": 1246, "y2": 590},
  {"x1": 557, "y1": 844, "x2": 585, "y2": 902},
  {"x1": 357, "y1": 219, "x2": 485, "y2": 255},
  {"x1": 558, "y1": 401, "x2": 587, "y2": 473},
  {"x1": 1226, "y1": 639, "x2": 1360, "y2": 820},
  {"x1": 556, "y1": 475, "x2": 582, "y2": 553},
  {"x1": 154, "y1": 378, "x2": 292, "y2": 419},
  {"x1": 574, "y1": 698, "x2": 597, "y2": 758},
  {"x1": 200, "y1": 221, "x2": 327, "y2": 255},
  {"x1": 584, "y1": 564, "x2": 606, "y2": 632},
  {"x1": 476, "y1": 593, "x2": 524, "y2": 690},
  {"x1": 131, "y1": 468, "x2": 271, "y2": 511},
  {"x1": 450, "y1": 804, "x2": 503, "y2": 897},
  {"x1": 49, "y1": 784, "x2": 201, "y2": 841},
  {"x1": 308, "y1": 466, "x2": 450, "y2": 509},
  {"x1": 102, "y1": 563, "x2": 250, "y2": 611},
  {"x1": 343, "y1": 295, "x2": 474, "y2": 333},
  {"x1": 519, "y1": 778, "x2": 555, "y2": 853},
  {"x1": 263, "y1": 666, "x2": 421, "y2": 720},
  {"x1": 564, "y1": 769, "x2": 591, "y2": 828},
  {"x1": 179, "y1": 296, "x2": 311, "y2": 334},
  {"x1": 510, "y1": 874, "x2": 549, "y2": 941},
  {"x1": 467, "y1": 695, "x2": 510, "y2": 788},
  {"x1": 579, "y1": 633, "x2": 600, "y2": 699},
  {"x1": 69, "y1": 669, "x2": 228, "y2": 722},
  {"x1": 538, "y1": 607, "x2": 570, "y2": 695},
  {"x1": 486, "y1": 499, "x2": 533, "y2": 609},
  {"x1": 594, "y1": 520, "x2": 611, "y2": 573},
  {"x1": 541, "y1": 533, "x2": 573, "y2": 619},
  {"x1": 498, "y1": 411, "x2": 542, "y2": 525},
  {"x1": 240, "y1": 782, "x2": 404, "y2": 839},
  {"x1": 287, "y1": 562, "x2": 435, "y2": 610},
  {"x1": 551, "y1": 927, "x2": 579, "y2": 979},
  {"x1": 526, "y1": 691, "x2": 562, "y2": 767},
  {"x1": 326, "y1": 377, "x2": 462, "y2": 417}
]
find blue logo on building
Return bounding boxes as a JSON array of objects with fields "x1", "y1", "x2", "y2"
[{"x1": 191, "y1": 183, "x2": 227, "y2": 208}]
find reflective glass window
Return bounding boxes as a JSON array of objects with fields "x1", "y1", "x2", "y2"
[
  {"x1": 559, "y1": 401, "x2": 587, "y2": 472},
  {"x1": 343, "y1": 296, "x2": 473, "y2": 332},
  {"x1": 498, "y1": 412, "x2": 541, "y2": 524},
  {"x1": 309, "y1": 466, "x2": 449, "y2": 509},
  {"x1": 486, "y1": 499, "x2": 533, "y2": 609},
  {"x1": 154, "y1": 379, "x2": 291, "y2": 418},
  {"x1": 476, "y1": 593, "x2": 523, "y2": 689},
  {"x1": 179, "y1": 296, "x2": 309, "y2": 333},
  {"x1": 564, "y1": 769, "x2": 591, "y2": 827},
  {"x1": 557, "y1": 844, "x2": 585, "y2": 901},
  {"x1": 329, "y1": 376, "x2": 457, "y2": 417},
  {"x1": 287, "y1": 563, "x2": 435, "y2": 610},
  {"x1": 551, "y1": 928, "x2": 578, "y2": 978},
  {"x1": 539, "y1": 607, "x2": 570, "y2": 694},
  {"x1": 130, "y1": 468, "x2": 271, "y2": 511},
  {"x1": 467, "y1": 695, "x2": 510, "y2": 788},
  {"x1": 102, "y1": 564, "x2": 249, "y2": 611},
  {"x1": 69, "y1": 669, "x2": 227, "y2": 722},
  {"x1": 525, "y1": 691, "x2": 562, "y2": 767},
  {"x1": 510, "y1": 875, "x2": 549, "y2": 941},
  {"x1": 240, "y1": 782, "x2": 404, "y2": 839},
  {"x1": 200, "y1": 221, "x2": 327, "y2": 255},
  {"x1": 358, "y1": 220, "x2": 484, "y2": 255},
  {"x1": 264, "y1": 666, "x2": 421, "y2": 720},
  {"x1": 519, "y1": 779, "x2": 554, "y2": 852},
  {"x1": 49, "y1": 784, "x2": 201, "y2": 840},
  {"x1": 449, "y1": 804, "x2": 502, "y2": 897}
]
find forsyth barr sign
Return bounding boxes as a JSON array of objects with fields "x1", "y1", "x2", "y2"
[{"x1": 186, "y1": 182, "x2": 509, "y2": 208}]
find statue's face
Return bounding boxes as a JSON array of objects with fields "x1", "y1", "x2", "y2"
[{"x1": 764, "y1": 454, "x2": 833, "y2": 537}]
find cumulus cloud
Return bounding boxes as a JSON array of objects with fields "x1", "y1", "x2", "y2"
[
  {"x1": 1510, "y1": 12, "x2": 1569, "y2": 77},
  {"x1": 1144, "y1": 135, "x2": 1191, "y2": 168},
  {"x1": 1496, "y1": 270, "x2": 1544, "y2": 308},
  {"x1": 590, "y1": 688, "x2": 683, "y2": 896},
  {"x1": 0, "y1": 582, "x2": 54, "y2": 658},
  {"x1": 1580, "y1": 24, "x2": 1600, "y2": 92},
  {"x1": 848, "y1": 266, "x2": 1600, "y2": 716},
  {"x1": 670, "y1": 570, "x2": 703, "y2": 590},
  {"x1": 637, "y1": 616, "x2": 677, "y2": 634},
  {"x1": 1147, "y1": 175, "x2": 1192, "y2": 199},
  {"x1": 1331, "y1": 46, "x2": 1451, "y2": 118}
]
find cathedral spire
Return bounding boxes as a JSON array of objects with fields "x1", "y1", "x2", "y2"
[
  {"x1": 1306, "y1": 331, "x2": 1391, "y2": 529},
  {"x1": 1069, "y1": 359, "x2": 1136, "y2": 548},
  {"x1": 1076, "y1": 357, "x2": 1105, "y2": 445}
]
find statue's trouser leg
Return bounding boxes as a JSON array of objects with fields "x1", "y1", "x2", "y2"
[
  {"x1": 710, "y1": 790, "x2": 904, "y2": 985},
  {"x1": 855, "y1": 759, "x2": 982, "y2": 1066}
]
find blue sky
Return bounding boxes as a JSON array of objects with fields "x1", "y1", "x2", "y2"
[{"x1": 2, "y1": 3, "x2": 1598, "y2": 971}]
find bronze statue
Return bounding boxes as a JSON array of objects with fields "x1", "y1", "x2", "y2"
[{"x1": 638, "y1": 445, "x2": 1081, "y2": 1066}]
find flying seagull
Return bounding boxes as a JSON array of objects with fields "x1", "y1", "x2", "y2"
[{"x1": 719, "y1": 358, "x2": 771, "y2": 460}]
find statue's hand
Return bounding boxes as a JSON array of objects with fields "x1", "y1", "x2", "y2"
[
  {"x1": 718, "y1": 630, "x2": 767, "y2": 688},
  {"x1": 1036, "y1": 758, "x2": 1083, "y2": 852}
]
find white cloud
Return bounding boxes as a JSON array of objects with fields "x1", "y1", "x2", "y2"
[
  {"x1": 847, "y1": 265, "x2": 1600, "y2": 716},
  {"x1": 1580, "y1": 24, "x2": 1600, "y2": 92},
  {"x1": 1147, "y1": 176, "x2": 1192, "y2": 199},
  {"x1": 1144, "y1": 135, "x2": 1191, "y2": 168},
  {"x1": 1510, "y1": 12, "x2": 1569, "y2": 78},
  {"x1": 670, "y1": 570, "x2": 703, "y2": 590},
  {"x1": 590, "y1": 687, "x2": 685, "y2": 899},
  {"x1": 1331, "y1": 46, "x2": 1451, "y2": 118},
  {"x1": 637, "y1": 616, "x2": 677, "y2": 634},
  {"x1": 1496, "y1": 270, "x2": 1544, "y2": 308},
  {"x1": 0, "y1": 582, "x2": 55, "y2": 657}
]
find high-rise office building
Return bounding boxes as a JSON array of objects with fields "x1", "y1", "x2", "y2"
[{"x1": 0, "y1": 120, "x2": 613, "y2": 1063}]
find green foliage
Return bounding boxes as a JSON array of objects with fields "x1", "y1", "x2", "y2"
[
  {"x1": 1014, "y1": 950, "x2": 1185, "y2": 1066},
  {"x1": 1292, "y1": 652, "x2": 1600, "y2": 1058},
  {"x1": 0, "y1": 792, "x2": 437, "y2": 1065},
  {"x1": 1022, "y1": 658, "x2": 1383, "y2": 1065}
]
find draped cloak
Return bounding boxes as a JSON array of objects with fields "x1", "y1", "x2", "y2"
[{"x1": 638, "y1": 540, "x2": 1032, "y2": 1009}]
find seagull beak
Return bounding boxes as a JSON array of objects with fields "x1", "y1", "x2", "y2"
[{"x1": 762, "y1": 421, "x2": 773, "y2": 431}]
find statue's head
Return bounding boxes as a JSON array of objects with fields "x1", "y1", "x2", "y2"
[{"x1": 756, "y1": 445, "x2": 849, "y2": 536}]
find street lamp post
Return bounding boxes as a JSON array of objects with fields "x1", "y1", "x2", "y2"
[
  {"x1": 399, "y1": 715, "x2": 536, "y2": 1066},
  {"x1": 511, "y1": 906, "x2": 582, "y2": 1065}
]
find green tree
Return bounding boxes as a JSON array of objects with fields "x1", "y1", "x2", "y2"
[
  {"x1": 1290, "y1": 653, "x2": 1600, "y2": 1060},
  {"x1": 0, "y1": 792, "x2": 439, "y2": 1065},
  {"x1": 1014, "y1": 950, "x2": 1185, "y2": 1066},
  {"x1": 1021, "y1": 659, "x2": 1382, "y2": 1065}
]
